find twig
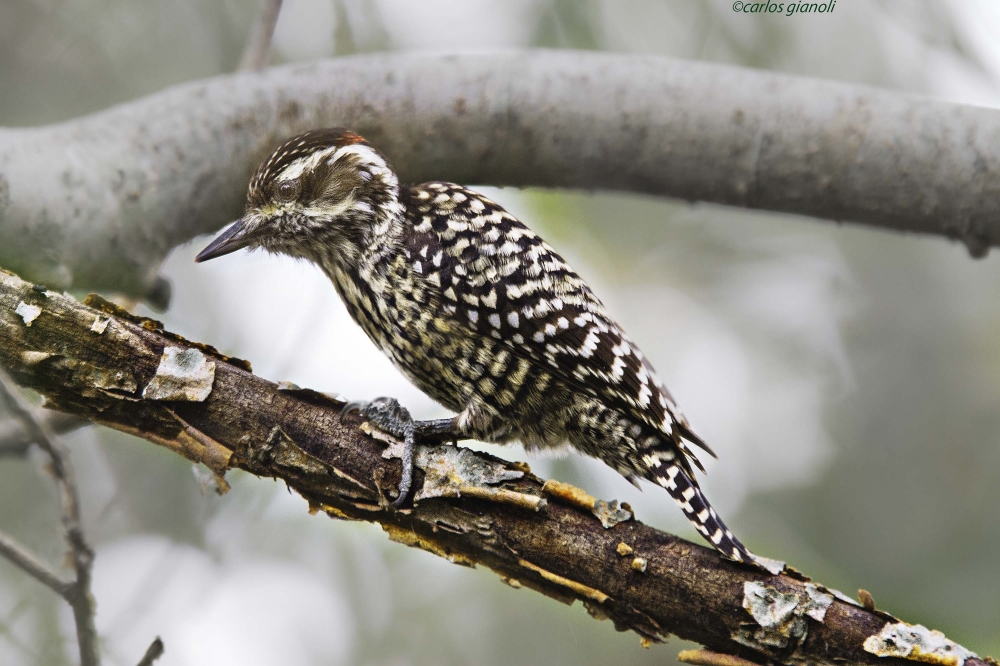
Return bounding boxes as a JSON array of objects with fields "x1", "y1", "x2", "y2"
[
  {"x1": 0, "y1": 530, "x2": 73, "y2": 595},
  {"x1": 678, "y1": 650, "x2": 763, "y2": 666},
  {"x1": 136, "y1": 637, "x2": 164, "y2": 666},
  {"x1": 0, "y1": 411, "x2": 89, "y2": 457},
  {"x1": 238, "y1": 0, "x2": 284, "y2": 71},
  {"x1": 0, "y1": 368, "x2": 100, "y2": 666}
]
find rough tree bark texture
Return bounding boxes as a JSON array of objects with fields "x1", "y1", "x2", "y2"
[
  {"x1": 2, "y1": 51, "x2": 1000, "y2": 299},
  {"x1": 0, "y1": 268, "x2": 989, "y2": 665}
]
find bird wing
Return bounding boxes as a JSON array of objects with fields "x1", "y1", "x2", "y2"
[{"x1": 402, "y1": 182, "x2": 712, "y2": 458}]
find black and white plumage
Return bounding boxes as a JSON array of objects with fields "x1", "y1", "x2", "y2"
[{"x1": 196, "y1": 128, "x2": 758, "y2": 565}]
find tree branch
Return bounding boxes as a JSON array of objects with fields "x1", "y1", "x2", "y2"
[
  {"x1": 0, "y1": 268, "x2": 990, "y2": 665},
  {"x1": 0, "y1": 411, "x2": 88, "y2": 457},
  {"x1": 2, "y1": 51, "x2": 999, "y2": 298},
  {"x1": 0, "y1": 368, "x2": 99, "y2": 666},
  {"x1": 135, "y1": 637, "x2": 164, "y2": 666},
  {"x1": 237, "y1": 0, "x2": 284, "y2": 71},
  {"x1": 0, "y1": 530, "x2": 73, "y2": 596}
]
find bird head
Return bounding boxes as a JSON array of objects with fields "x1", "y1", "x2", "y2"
[{"x1": 195, "y1": 128, "x2": 400, "y2": 266}]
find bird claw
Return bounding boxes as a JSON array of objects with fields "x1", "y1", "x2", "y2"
[
  {"x1": 357, "y1": 397, "x2": 414, "y2": 439},
  {"x1": 342, "y1": 397, "x2": 461, "y2": 508},
  {"x1": 343, "y1": 397, "x2": 415, "y2": 507}
]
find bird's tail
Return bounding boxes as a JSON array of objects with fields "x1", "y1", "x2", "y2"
[{"x1": 647, "y1": 460, "x2": 756, "y2": 565}]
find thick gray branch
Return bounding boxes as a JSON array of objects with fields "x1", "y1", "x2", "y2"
[{"x1": 2, "y1": 51, "x2": 999, "y2": 298}]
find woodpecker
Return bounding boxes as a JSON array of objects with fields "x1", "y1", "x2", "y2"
[{"x1": 196, "y1": 128, "x2": 760, "y2": 565}]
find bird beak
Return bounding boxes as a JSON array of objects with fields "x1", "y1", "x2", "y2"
[{"x1": 195, "y1": 216, "x2": 254, "y2": 263}]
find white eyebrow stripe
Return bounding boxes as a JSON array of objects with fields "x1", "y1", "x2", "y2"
[
  {"x1": 276, "y1": 143, "x2": 397, "y2": 191},
  {"x1": 330, "y1": 144, "x2": 397, "y2": 186},
  {"x1": 276, "y1": 146, "x2": 340, "y2": 182}
]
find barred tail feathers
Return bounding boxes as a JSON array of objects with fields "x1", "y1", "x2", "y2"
[{"x1": 650, "y1": 461, "x2": 755, "y2": 564}]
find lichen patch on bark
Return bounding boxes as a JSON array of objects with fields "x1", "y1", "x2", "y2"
[
  {"x1": 142, "y1": 347, "x2": 215, "y2": 401},
  {"x1": 864, "y1": 622, "x2": 978, "y2": 666}
]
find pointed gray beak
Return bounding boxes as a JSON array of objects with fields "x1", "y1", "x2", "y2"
[{"x1": 195, "y1": 217, "x2": 253, "y2": 263}]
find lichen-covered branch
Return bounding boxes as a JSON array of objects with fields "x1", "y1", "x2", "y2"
[
  {"x1": 0, "y1": 266, "x2": 990, "y2": 666},
  {"x1": 3, "y1": 51, "x2": 1000, "y2": 299}
]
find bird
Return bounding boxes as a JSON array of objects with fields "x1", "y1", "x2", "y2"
[{"x1": 196, "y1": 128, "x2": 761, "y2": 566}]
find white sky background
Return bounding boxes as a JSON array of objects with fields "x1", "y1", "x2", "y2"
[{"x1": 17, "y1": 2, "x2": 1000, "y2": 665}]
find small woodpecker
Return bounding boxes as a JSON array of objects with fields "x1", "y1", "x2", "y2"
[{"x1": 197, "y1": 128, "x2": 761, "y2": 566}]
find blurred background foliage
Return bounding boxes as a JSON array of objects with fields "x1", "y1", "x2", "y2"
[{"x1": 1, "y1": 0, "x2": 999, "y2": 664}]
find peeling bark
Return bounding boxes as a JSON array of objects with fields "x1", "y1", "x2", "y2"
[{"x1": 0, "y1": 266, "x2": 991, "y2": 666}]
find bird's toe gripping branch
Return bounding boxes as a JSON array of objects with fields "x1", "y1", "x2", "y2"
[{"x1": 341, "y1": 397, "x2": 458, "y2": 507}]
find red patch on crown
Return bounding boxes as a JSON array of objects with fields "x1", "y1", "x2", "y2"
[{"x1": 336, "y1": 131, "x2": 366, "y2": 146}]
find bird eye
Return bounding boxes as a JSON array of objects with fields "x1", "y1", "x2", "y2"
[{"x1": 277, "y1": 181, "x2": 298, "y2": 202}]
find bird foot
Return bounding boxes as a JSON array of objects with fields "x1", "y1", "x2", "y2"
[{"x1": 341, "y1": 397, "x2": 458, "y2": 507}]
